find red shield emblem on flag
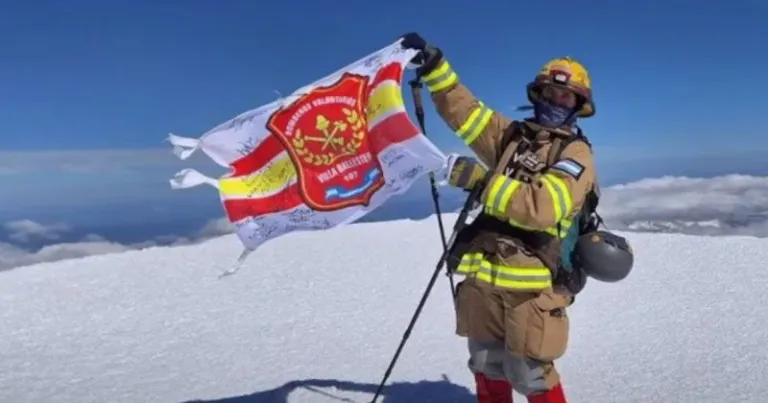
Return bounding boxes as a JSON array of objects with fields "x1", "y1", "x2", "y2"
[{"x1": 266, "y1": 72, "x2": 385, "y2": 212}]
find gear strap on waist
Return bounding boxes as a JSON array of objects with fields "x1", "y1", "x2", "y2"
[{"x1": 445, "y1": 213, "x2": 561, "y2": 277}]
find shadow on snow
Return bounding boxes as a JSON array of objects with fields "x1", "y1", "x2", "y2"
[{"x1": 183, "y1": 375, "x2": 475, "y2": 403}]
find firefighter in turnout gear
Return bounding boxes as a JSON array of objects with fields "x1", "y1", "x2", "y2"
[{"x1": 401, "y1": 33, "x2": 599, "y2": 403}]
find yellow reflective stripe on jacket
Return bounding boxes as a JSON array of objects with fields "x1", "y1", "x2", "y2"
[
  {"x1": 482, "y1": 173, "x2": 575, "y2": 238},
  {"x1": 456, "y1": 252, "x2": 552, "y2": 290},
  {"x1": 457, "y1": 252, "x2": 485, "y2": 272},
  {"x1": 423, "y1": 60, "x2": 458, "y2": 93},
  {"x1": 456, "y1": 102, "x2": 494, "y2": 145},
  {"x1": 422, "y1": 59, "x2": 493, "y2": 145},
  {"x1": 539, "y1": 173, "x2": 573, "y2": 223},
  {"x1": 484, "y1": 175, "x2": 521, "y2": 216}
]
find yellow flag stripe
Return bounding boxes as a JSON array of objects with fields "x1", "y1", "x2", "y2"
[
  {"x1": 219, "y1": 154, "x2": 297, "y2": 198},
  {"x1": 366, "y1": 80, "x2": 405, "y2": 127}
]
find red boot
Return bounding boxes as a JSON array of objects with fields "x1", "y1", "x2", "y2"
[
  {"x1": 474, "y1": 373, "x2": 513, "y2": 403},
  {"x1": 527, "y1": 383, "x2": 566, "y2": 403}
]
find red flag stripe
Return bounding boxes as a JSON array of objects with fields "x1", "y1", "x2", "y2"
[
  {"x1": 368, "y1": 112, "x2": 422, "y2": 153},
  {"x1": 228, "y1": 62, "x2": 405, "y2": 178},
  {"x1": 223, "y1": 112, "x2": 422, "y2": 222},
  {"x1": 371, "y1": 62, "x2": 403, "y2": 88},
  {"x1": 230, "y1": 135, "x2": 285, "y2": 177},
  {"x1": 223, "y1": 184, "x2": 303, "y2": 222}
]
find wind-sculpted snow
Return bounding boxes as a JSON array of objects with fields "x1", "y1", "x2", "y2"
[{"x1": 1, "y1": 215, "x2": 767, "y2": 402}]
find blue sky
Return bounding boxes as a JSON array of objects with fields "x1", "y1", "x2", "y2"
[
  {"x1": 1, "y1": 0, "x2": 767, "y2": 261},
  {"x1": 3, "y1": 0, "x2": 768, "y2": 153}
]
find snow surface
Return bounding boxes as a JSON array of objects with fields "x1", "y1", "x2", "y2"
[{"x1": 2, "y1": 214, "x2": 767, "y2": 403}]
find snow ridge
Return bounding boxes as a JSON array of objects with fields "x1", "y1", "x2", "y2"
[{"x1": 1, "y1": 214, "x2": 767, "y2": 402}]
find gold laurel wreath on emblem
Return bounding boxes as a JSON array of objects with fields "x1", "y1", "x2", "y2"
[{"x1": 291, "y1": 108, "x2": 365, "y2": 166}]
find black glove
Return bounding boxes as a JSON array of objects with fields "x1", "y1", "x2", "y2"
[
  {"x1": 400, "y1": 32, "x2": 428, "y2": 51},
  {"x1": 398, "y1": 32, "x2": 442, "y2": 76},
  {"x1": 448, "y1": 156, "x2": 490, "y2": 192}
]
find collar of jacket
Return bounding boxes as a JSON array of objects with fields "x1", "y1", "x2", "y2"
[{"x1": 521, "y1": 119, "x2": 574, "y2": 142}]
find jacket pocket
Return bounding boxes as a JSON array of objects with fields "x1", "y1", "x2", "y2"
[
  {"x1": 524, "y1": 289, "x2": 570, "y2": 361},
  {"x1": 454, "y1": 279, "x2": 470, "y2": 337}
]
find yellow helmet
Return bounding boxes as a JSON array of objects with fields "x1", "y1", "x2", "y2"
[{"x1": 526, "y1": 56, "x2": 595, "y2": 118}]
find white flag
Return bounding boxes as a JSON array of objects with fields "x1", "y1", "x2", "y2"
[{"x1": 169, "y1": 39, "x2": 449, "y2": 275}]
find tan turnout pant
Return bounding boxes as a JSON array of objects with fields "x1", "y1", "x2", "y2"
[{"x1": 455, "y1": 277, "x2": 572, "y2": 395}]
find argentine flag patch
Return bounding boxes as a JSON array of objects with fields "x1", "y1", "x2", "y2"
[{"x1": 551, "y1": 158, "x2": 585, "y2": 180}]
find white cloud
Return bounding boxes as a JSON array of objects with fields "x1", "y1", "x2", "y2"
[
  {"x1": 1, "y1": 145, "x2": 760, "y2": 177},
  {"x1": 81, "y1": 234, "x2": 108, "y2": 242},
  {"x1": 599, "y1": 174, "x2": 768, "y2": 237},
  {"x1": 0, "y1": 217, "x2": 233, "y2": 271},
  {"x1": 3, "y1": 219, "x2": 71, "y2": 243},
  {"x1": 2, "y1": 174, "x2": 768, "y2": 271},
  {"x1": 197, "y1": 217, "x2": 235, "y2": 237},
  {"x1": 0, "y1": 148, "x2": 223, "y2": 175},
  {"x1": 0, "y1": 241, "x2": 132, "y2": 270},
  {"x1": 0, "y1": 148, "x2": 230, "y2": 211}
]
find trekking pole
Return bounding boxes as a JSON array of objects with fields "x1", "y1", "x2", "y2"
[
  {"x1": 407, "y1": 77, "x2": 456, "y2": 301},
  {"x1": 369, "y1": 183, "x2": 482, "y2": 403}
]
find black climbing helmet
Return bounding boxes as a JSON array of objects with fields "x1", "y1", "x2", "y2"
[{"x1": 573, "y1": 231, "x2": 634, "y2": 282}]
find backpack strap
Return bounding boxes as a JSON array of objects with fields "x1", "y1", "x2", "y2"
[
  {"x1": 496, "y1": 121, "x2": 542, "y2": 183},
  {"x1": 547, "y1": 125, "x2": 592, "y2": 166},
  {"x1": 499, "y1": 121, "x2": 591, "y2": 180},
  {"x1": 498, "y1": 120, "x2": 523, "y2": 163}
]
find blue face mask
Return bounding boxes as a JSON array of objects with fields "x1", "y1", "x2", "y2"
[{"x1": 533, "y1": 99, "x2": 577, "y2": 128}]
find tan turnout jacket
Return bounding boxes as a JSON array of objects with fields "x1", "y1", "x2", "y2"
[{"x1": 422, "y1": 56, "x2": 597, "y2": 291}]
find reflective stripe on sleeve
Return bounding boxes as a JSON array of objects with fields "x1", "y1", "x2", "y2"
[
  {"x1": 456, "y1": 102, "x2": 494, "y2": 145},
  {"x1": 423, "y1": 60, "x2": 459, "y2": 93},
  {"x1": 483, "y1": 175, "x2": 521, "y2": 217},
  {"x1": 482, "y1": 173, "x2": 574, "y2": 236},
  {"x1": 539, "y1": 173, "x2": 573, "y2": 223}
]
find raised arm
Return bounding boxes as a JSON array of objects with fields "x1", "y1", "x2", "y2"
[{"x1": 417, "y1": 49, "x2": 513, "y2": 168}]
